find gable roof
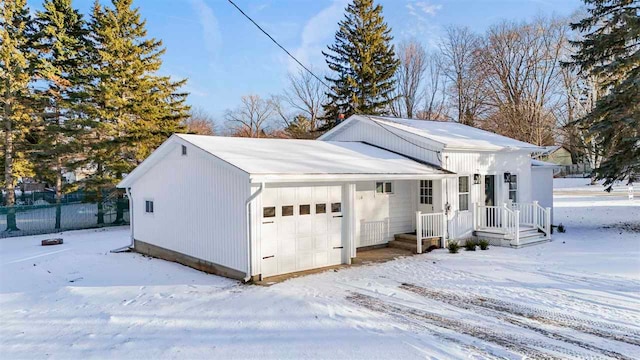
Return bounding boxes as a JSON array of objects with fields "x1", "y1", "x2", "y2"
[
  {"x1": 323, "y1": 115, "x2": 543, "y2": 151},
  {"x1": 118, "y1": 134, "x2": 452, "y2": 187}
]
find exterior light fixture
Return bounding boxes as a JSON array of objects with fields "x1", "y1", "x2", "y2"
[
  {"x1": 473, "y1": 174, "x2": 481, "y2": 184},
  {"x1": 504, "y1": 172, "x2": 512, "y2": 183}
]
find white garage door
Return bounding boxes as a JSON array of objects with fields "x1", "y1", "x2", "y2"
[{"x1": 261, "y1": 185, "x2": 343, "y2": 278}]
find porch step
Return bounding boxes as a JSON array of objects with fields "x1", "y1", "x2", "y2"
[
  {"x1": 511, "y1": 234, "x2": 550, "y2": 248},
  {"x1": 388, "y1": 240, "x2": 418, "y2": 253},
  {"x1": 393, "y1": 233, "x2": 441, "y2": 245}
]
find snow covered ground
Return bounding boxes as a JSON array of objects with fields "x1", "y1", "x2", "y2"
[{"x1": 1, "y1": 181, "x2": 639, "y2": 359}]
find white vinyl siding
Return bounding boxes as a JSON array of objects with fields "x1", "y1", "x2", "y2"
[
  {"x1": 131, "y1": 142, "x2": 250, "y2": 273},
  {"x1": 355, "y1": 180, "x2": 416, "y2": 247},
  {"x1": 322, "y1": 118, "x2": 443, "y2": 166}
]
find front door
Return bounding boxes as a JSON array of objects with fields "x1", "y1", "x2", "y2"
[
  {"x1": 418, "y1": 180, "x2": 434, "y2": 213},
  {"x1": 484, "y1": 175, "x2": 495, "y2": 206}
]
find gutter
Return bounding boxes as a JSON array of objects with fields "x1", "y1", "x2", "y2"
[{"x1": 244, "y1": 182, "x2": 264, "y2": 282}]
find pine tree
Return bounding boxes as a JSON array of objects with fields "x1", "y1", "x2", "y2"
[
  {"x1": 33, "y1": 0, "x2": 91, "y2": 229},
  {"x1": 322, "y1": 0, "x2": 399, "y2": 128},
  {"x1": 0, "y1": 0, "x2": 37, "y2": 231},
  {"x1": 569, "y1": 0, "x2": 640, "y2": 189},
  {"x1": 88, "y1": 0, "x2": 188, "y2": 224}
]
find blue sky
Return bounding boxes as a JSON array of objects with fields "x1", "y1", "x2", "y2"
[{"x1": 27, "y1": 0, "x2": 583, "y2": 120}]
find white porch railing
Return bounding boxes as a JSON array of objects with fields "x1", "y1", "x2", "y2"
[
  {"x1": 415, "y1": 211, "x2": 447, "y2": 253},
  {"x1": 511, "y1": 201, "x2": 551, "y2": 239},
  {"x1": 473, "y1": 201, "x2": 551, "y2": 246}
]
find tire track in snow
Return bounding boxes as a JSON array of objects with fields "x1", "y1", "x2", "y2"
[
  {"x1": 400, "y1": 283, "x2": 638, "y2": 359},
  {"x1": 348, "y1": 292, "x2": 575, "y2": 360}
]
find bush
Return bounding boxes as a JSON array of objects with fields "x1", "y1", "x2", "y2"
[
  {"x1": 464, "y1": 239, "x2": 477, "y2": 251},
  {"x1": 478, "y1": 239, "x2": 489, "y2": 250},
  {"x1": 447, "y1": 241, "x2": 460, "y2": 254},
  {"x1": 558, "y1": 223, "x2": 566, "y2": 233}
]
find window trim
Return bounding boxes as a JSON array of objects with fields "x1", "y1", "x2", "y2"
[
  {"x1": 375, "y1": 181, "x2": 394, "y2": 195},
  {"x1": 508, "y1": 173, "x2": 518, "y2": 203},
  {"x1": 419, "y1": 180, "x2": 433, "y2": 205},
  {"x1": 144, "y1": 199, "x2": 154, "y2": 214},
  {"x1": 458, "y1": 176, "x2": 470, "y2": 212}
]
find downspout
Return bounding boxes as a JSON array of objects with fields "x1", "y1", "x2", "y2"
[
  {"x1": 126, "y1": 187, "x2": 134, "y2": 248},
  {"x1": 244, "y1": 182, "x2": 264, "y2": 282},
  {"x1": 110, "y1": 187, "x2": 134, "y2": 253}
]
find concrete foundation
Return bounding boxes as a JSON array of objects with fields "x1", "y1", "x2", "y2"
[{"x1": 134, "y1": 239, "x2": 247, "y2": 281}]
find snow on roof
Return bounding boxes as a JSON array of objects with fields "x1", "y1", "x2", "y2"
[
  {"x1": 360, "y1": 115, "x2": 542, "y2": 151},
  {"x1": 532, "y1": 159, "x2": 561, "y2": 167},
  {"x1": 177, "y1": 134, "x2": 447, "y2": 179}
]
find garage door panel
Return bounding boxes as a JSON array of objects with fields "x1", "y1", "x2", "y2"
[
  {"x1": 298, "y1": 236, "x2": 314, "y2": 251},
  {"x1": 261, "y1": 185, "x2": 343, "y2": 278}
]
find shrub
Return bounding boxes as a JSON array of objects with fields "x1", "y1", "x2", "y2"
[
  {"x1": 447, "y1": 241, "x2": 460, "y2": 254},
  {"x1": 558, "y1": 223, "x2": 566, "y2": 233},
  {"x1": 464, "y1": 239, "x2": 477, "y2": 251},
  {"x1": 478, "y1": 239, "x2": 489, "y2": 250}
]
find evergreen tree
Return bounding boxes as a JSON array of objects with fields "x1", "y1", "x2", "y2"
[
  {"x1": 88, "y1": 0, "x2": 188, "y2": 224},
  {"x1": 33, "y1": 0, "x2": 91, "y2": 229},
  {"x1": 569, "y1": 0, "x2": 640, "y2": 189},
  {"x1": 0, "y1": 0, "x2": 37, "y2": 231},
  {"x1": 322, "y1": 0, "x2": 399, "y2": 128}
]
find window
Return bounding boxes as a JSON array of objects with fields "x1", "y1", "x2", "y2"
[
  {"x1": 145, "y1": 200, "x2": 154, "y2": 214},
  {"x1": 420, "y1": 180, "x2": 433, "y2": 205},
  {"x1": 331, "y1": 202, "x2": 341, "y2": 213},
  {"x1": 282, "y1": 205, "x2": 294, "y2": 216},
  {"x1": 263, "y1": 206, "x2": 275, "y2": 218},
  {"x1": 509, "y1": 174, "x2": 518, "y2": 203},
  {"x1": 315, "y1": 203, "x2": 326, "y2": 214},
  {"x1": 181, "y1": 145, "x2": 187, "y2": 156},
  {"x1": 375, "y1": 181, "x2": 393, "y2": 194},
  {"x1": 299, "y1": 204, "x2": 310, "y2": 215},
  {"x1": 458, "y1": 176, "x2": 470, "y2": 211}
]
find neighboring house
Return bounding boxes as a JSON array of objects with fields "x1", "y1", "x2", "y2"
[
  {"x1": 117, "y1": 115, "x2": 553, "y2": 281},
  {"x1": 63, "y1": 164, "x2": 97, "y2": 184},
  {"x1": 536, "y1": 145, "x2": 573, "y2": 166}
]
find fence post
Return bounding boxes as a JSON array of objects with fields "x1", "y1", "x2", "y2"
[
  {"x1": 514, "y1": 210, "x2": 520, "y2": 246},
  {"x1": 416, "y1": 211, "x2": 422, "y2": 254},
  {"x1": 545, "y1": 207, "x2": 552, "y2": 240},
  {"x1": 532, "y1": 200, "x2": 539, "y2": 228},
  {"x1": 441, "y1": 212, "x2": 448, "y2": 248}
]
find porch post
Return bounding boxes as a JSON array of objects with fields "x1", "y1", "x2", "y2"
[
  {"x1": 532, "y1": 200, "x2": 539, "y2": 228},
  {"x1": 472, "y1": 202, "x2": 478, "y2": 231},
  {"x1": 545, "y1": 207, "x2": 552, "y2": 240},
  {"x1": 441, "y1": 212, "x2": 448, "y2": 248},
  {"x1": 342, "y1": 183, "x2": 357, "y2": 264},
  {"x1": 502, "y1": 204, "x2": 509, "y2": 231},
  {"x1": 416, "y1": 211, "x2": 422, "y2": 254},
  {"x1": 514, "y1": 210, "x2": 520, "y2": 246}
]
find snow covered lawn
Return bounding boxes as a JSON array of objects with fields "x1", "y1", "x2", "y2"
[{"x1": 1, "y1": 188, "x2": 639, "y2": 359}]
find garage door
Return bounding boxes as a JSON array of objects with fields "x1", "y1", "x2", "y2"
[{"x1": 261, "y1": 185, "x2": 343, "y2": 278}]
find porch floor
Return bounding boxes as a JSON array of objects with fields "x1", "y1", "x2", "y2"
[{"x1": 255, "y1": 246, "x2": 415, "y2": 285}]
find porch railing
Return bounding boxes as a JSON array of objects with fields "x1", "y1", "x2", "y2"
[
  {"x1": 415, "y1": 211, "x2": 447, "y2": 253},
  {"x1": 511, "y1": 201, "x2": 551, "y2": 239},
  {"x1": 473, "y1": 202, "x2": 551, "y2": 246}
]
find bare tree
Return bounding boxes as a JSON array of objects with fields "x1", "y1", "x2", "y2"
[
  {"x1": 418, "y1": 51, "x2": 449, "y2": 120},
  {"x1": 224, "y1": 95, "x2": 275, "y2": 137},
  {"x1": 476, "y1": 17, "x2": 568, "y2": 145},
  {"x1": 279, "y1": 69, "x2": 327, "y2": 131},
  {"x1": 183, "y1": 107, "x2": 216, "y2": 135},
  {"x1": 390, "y1": 40, "x2": 427, "y2": 118},
  {"x1": 439, "y1": 26, "x2": 485, "y2": 126}
]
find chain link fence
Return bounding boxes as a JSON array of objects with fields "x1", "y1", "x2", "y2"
[{"x1": 0, "y1": 189, "x2": 129, "y2": 238}]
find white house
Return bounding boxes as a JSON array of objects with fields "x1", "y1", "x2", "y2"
[{"x1": 117, "y1": 115, "x2": 554, "y2": 281}]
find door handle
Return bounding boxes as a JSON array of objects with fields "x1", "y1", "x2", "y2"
[
  {"x1": 262, "y1": 255, "x2": 274, "y2": 259},
  {"x1": 333, "y1": 246, "x2": 343, "y2": 249},
  {"x1": 262, "y1": 221, "x2": 274, "y2": 224},
  {"x1": 333, "y1": 215, "x2": 343, "y2": 218}
]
